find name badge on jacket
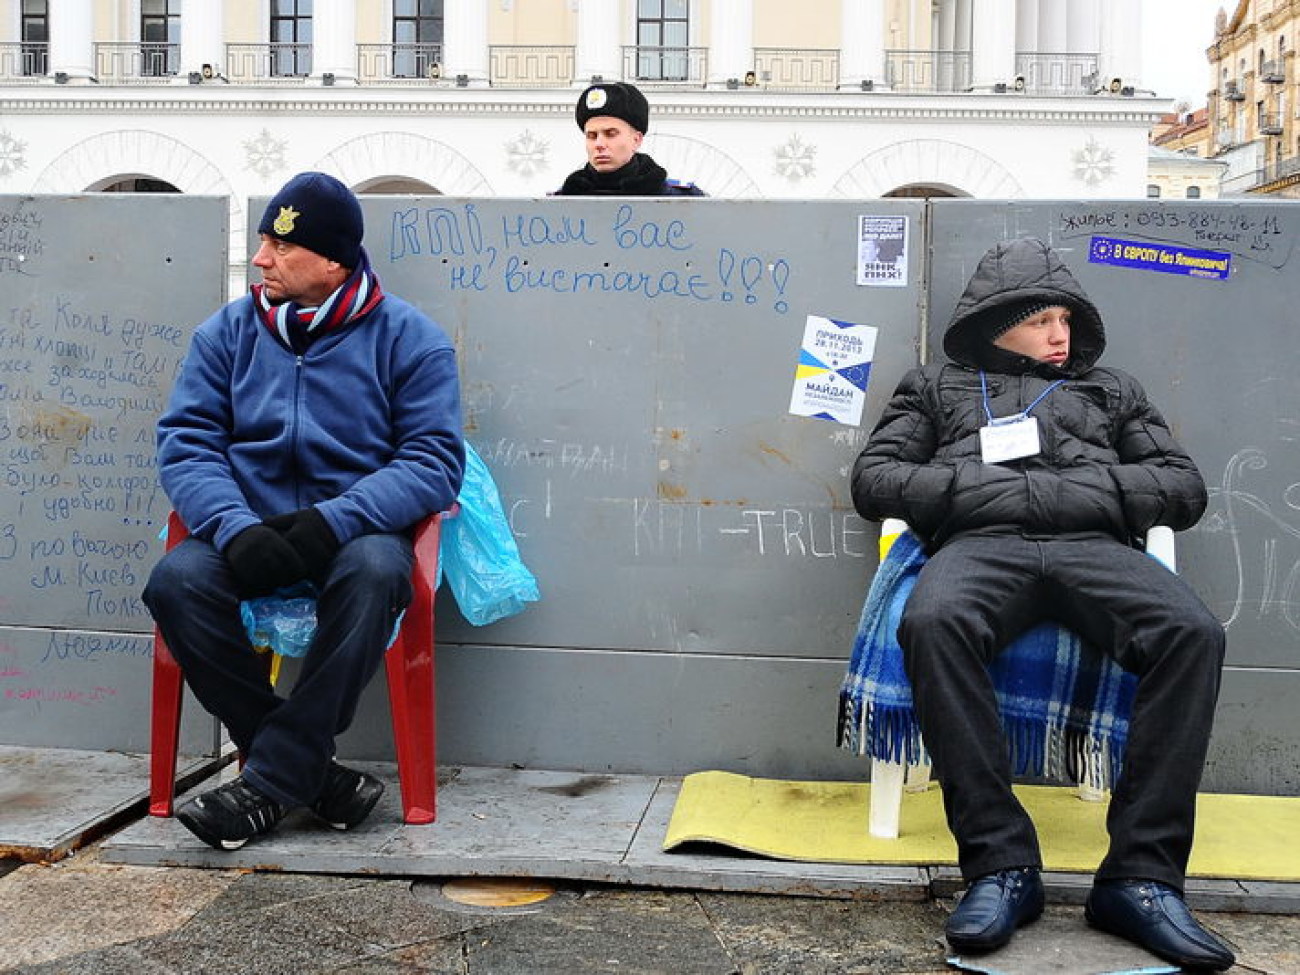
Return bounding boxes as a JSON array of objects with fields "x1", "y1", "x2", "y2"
[{"x1": 980, "y1": 414, "x2": 1040, "y2": 464}]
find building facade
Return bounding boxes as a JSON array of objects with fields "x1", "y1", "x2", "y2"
[
  {"x1": 1207, "y1": 0, "x2": 1300, "y2": 195},
  {"x1": 1, "y1": 1, "x2": 1165, "y2": 285}
]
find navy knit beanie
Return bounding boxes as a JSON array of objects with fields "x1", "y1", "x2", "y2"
[
  {"x1": 258, "y1": 172, "x2": 363, "y2": 268},
  {"x1": 575, "y1": 81, "x2": 650, "y2": 134}
]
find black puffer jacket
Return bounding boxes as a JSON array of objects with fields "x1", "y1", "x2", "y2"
[{"x1": 851, "y1": 237, "x2": 1207, "y2": 548}]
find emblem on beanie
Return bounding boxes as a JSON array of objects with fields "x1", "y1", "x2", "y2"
[
  {"x1": 272, "y1": 206, "x2": 299, "y2": 236},
  {"x1": 585, "y1": 88, "x2": 608, "y2": 110}
]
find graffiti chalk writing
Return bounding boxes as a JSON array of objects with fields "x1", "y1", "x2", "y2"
[
  {"x1": 1058, "y1": 207, "x2": 1291, "y2": 267},
  {"x1": 1200, "y1": 448, "x2": 1300, "y2": 639},
  {"x1": 504, "y1": 256, "x2": 712, "y2": 300},
  {"x1": 82, "y1": 590, "x2": 148, "y2": 618},
  {"x1": 0, "y1": 202, "x2": 45, "y2": 274},
  {"x1": 613, "y1": 205, "x2": 691, "y2": 251},
  {"x1": 41, "y1": 631, "x2": 150, "y2": 663},
  {"x1": 628, "y1": 499, "x2": 869, "y2": 558},
  {"x1": 53, "y1": 298, "x2": 114, "y2": 337},
  {"x1": 387, "y1": 202, "x2": 793, "y2": 313},
  {"x1": 502, "y1": 212, "x2": 596, "y2": 250},
  {"x1": 716, "y1": 507, "x2": 870, "y2": 558},
  {"x1": 475, "y1": 437, "x2": 631, "y2": 476},
  {"x1": 4, "y1": 685, "x2": 120, "y2": 705}
]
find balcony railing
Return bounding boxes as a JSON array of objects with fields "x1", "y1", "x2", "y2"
[
  {"x1": 623, "y1": 45, "x2": 707, "y2": 86},
  {"x1": 1222, "y1": 153, "x2": 1300, "y2": 193},
  {"x1": 1260, "y1": 112, "x2": 1284, "y2": 135},
  {"x1": 357, "y1": 42, "x2": 443, "y2": 84},
  {"x1": 885, "y1": 49, "x2": 971, "y2": 92},
  {"x1": 94, "y1": 42, "x2": 178, "y2": 83},
  {"x1": 225, "y1": 42, "x2": 311, "y2": 83},
  {"x1": 489, "y1": 45, "x2": 574, "y2": 88},
  {"x1": 751, "y1": 48, "x2": 839, "y2": 91},
  {"x1": 1014, "y1": 51, "x2": 1098, "y2": 95},
  {"x1": 1261, "y1": 59, "x2": 1285, "y2": 83},
  {"x1": 0, "y1": 42, "x2": 48, "y2": 83}
]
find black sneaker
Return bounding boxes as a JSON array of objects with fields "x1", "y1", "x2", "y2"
[
  {"x1": 176, "y1": 777, "x2": 287, "y2": 851},
  {"x1": 311, "y1": 762, "x2": 385, "y2": 830}
]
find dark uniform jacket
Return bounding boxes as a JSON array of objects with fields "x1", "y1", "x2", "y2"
[{"x1": 851, "y1": 237, "x2": 1206, "y2": 550}]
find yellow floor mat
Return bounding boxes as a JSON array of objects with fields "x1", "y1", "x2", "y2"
[{"x1": 663, "y1": 771, "x2": 1300, "y2": 881}]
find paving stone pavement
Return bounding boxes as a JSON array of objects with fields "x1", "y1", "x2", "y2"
[{"x1": 3, "y1": 843, "x2": 1299, "y2": 974}]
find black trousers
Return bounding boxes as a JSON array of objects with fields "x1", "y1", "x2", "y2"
[
  {"x1": 143, "y1": 532, "x2": 414, "y2": 807},
  {"x1": 898, "y1": 532, "x2": 1225, "y2": 890}
]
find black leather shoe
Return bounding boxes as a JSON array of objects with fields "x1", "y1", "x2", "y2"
[
  {"x1": 1086, "y1": 879, "x2": 1235, "y2": 971},
  {"x1": 945, "y1": 867, "x2": 1045, "y2": 952}
]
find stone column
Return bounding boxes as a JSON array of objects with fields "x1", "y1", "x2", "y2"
[
  {"x1": 573, "y1": 0, "x2": 622, "y2": 83},
  {"x1": 1068, "y1": 0, "x2": 1100, "y2": 54},
  {"x1": 1038, "y1": 0, "x2": 1066, "y2": 52},
  {"x1": 840, "y1": 0, "x2": 887, "y2": 90},
  {"x1": 48, "y1": 0, "x2": 95, "y2": 82},
  {"x1": 312, "y1": 0, "x2": 357, "y2": 85},
  {"x1": 708, "y1": 0, "x2": 752, "y2": 86},
  {"x1": 970, "y1": 0, "x2": 1015, "y2": 90},
  {"x1": 179, "y1": 0, "x2": 226, "y2": 80},
  {"x1": 1015, "y1": 0, "x2": 1038, "y2": 53},
  {"x1": 1098, "y1": 0, "x2": 1141, "y2": 91},
  {"x1": 443, "y1": 0, "x2": 490, "y2": 86}
]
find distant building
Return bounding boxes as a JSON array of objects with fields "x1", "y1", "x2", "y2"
[
  {"x1": 1153, "y1": 106, "x2": 1212, "y2": 158},
  {"x1": 0, "y1": 1, "x2": 1169, "y2": 286},
  {"x1": 1206, "y1": 0, "x2": 1300, "y2": 196},
  {"x1": 1147, "y1": 145, "x2": 1228, "y2": 200}
]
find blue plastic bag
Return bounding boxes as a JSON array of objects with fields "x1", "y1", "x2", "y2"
[
  {"x1": 440, "y1": 443, "x2": 540, "y2": 626},
  {"x1": 240, "y1": 582, "x2": 318, "y2": 658}
]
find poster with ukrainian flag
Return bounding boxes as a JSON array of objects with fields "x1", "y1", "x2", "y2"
[{"x1": 788, "y1": 314, "x2": 878, "y2": 426}]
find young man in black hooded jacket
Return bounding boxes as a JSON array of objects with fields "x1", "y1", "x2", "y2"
[
  {"x1": 851, "y1": 237, "x2": 1233, "y2": 971},
  {"x1": 554, "y1": 81, "x2": 704, "y2": 197}
]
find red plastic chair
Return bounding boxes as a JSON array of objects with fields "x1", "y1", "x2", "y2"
[{"x1": 149, "y1": 509, "x2": 445, "y2": 825}]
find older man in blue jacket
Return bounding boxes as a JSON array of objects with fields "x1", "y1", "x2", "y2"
[{"x1": 143, "y1": 172, "x2": 465, "y2": 850}]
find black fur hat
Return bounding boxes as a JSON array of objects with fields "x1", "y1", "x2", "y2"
[{"x1": 575, "y1": 82, "x2": 650, "y2": 134}]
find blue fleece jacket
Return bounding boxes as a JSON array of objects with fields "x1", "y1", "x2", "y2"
[{"x1": 157, "y1": 292, "x2": 465, "y2": 552}]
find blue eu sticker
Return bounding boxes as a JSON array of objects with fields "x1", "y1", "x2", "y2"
[{"x1": 1089, "y1": 235, "x2": 1231, "y2": 280}]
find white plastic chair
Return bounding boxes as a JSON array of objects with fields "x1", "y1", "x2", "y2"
[{"x1": 867, "y1": 518, "x2": 1176, "y2": 839}]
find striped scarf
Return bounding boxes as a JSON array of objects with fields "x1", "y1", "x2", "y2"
[{"x1": 251, "y1": 247, "x2": 384, "y2": 353}]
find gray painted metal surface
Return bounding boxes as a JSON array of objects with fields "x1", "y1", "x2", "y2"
[
  {"x1": 925, "y1": 201, "x2": 1300, "y2": 795},
  {"x1": 249, "y1": 196, "x2": 925, "y2": 781},
  {"x1": 0, "y1": 194, "x2": 225, "y2": 753},
  {"x1": 1, "y1": 196, "x2": 1292, "y2": 795}
]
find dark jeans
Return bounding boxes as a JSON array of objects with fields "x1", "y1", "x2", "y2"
[
  {"x1": 898, "y1": 532, "x2": 1225, "y2": 890},
  {"x1": 143, "y1": 532, "x2": 414, "y2": 807}
]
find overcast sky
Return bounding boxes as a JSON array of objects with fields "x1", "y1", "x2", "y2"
[{"x1": 1141, "y1": 0, "x2": 1228, "y2": 106}]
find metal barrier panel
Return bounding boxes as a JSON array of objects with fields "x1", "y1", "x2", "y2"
[
  {"x1": 927, "y1": 200, "x2": 1300, "y2": 795},
  {"x1": 0, "y1": 194, "x2": 225, "y2": 753},
  {"x1": 281, "y1": 197, "x2": 927, "y2": 779}
]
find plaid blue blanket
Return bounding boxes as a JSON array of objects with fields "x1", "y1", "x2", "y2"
[{"x1": 837, "y1": 530, "x2": 1137, "y2": 790}]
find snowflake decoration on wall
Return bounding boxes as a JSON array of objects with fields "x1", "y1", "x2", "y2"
[
  {"x1": 774, "y1": 135, "x2": 817, "y2": 181},
  {"x1": 1073, "y1": 137, "x2": 1116, "y2": 186},
  {"x1": 505, "y1": 130, "x2": 549, "y2": 179},
  {"x1": 243, "y1": 128, "x2": 289, "y2": 179},
  {"x1": 0, "y1": 130, "x2": 28, "y2": 179}
]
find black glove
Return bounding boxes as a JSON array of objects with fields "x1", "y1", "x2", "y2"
[
  {"x1": 266, "y1": 507, "x2": 340, "y2": 580},
  {"x1": 224, "y1": 524, "x2": 308, "y2": 597}
]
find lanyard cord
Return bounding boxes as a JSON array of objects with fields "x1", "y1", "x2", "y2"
[{"x1": 980, "y1": 371, "x2": 1065, "y2": 424}]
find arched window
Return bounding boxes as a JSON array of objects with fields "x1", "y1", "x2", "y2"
[
  {"x1": 1186, "y1": 185, "x2": 1202, "y2": 199},
  {"x1": 1147, "y1": 184, "x2": 1161, "y2": 199}
]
